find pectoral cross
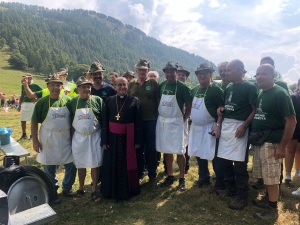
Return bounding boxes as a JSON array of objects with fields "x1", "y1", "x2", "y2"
[{"x1": 115, "y1": 113, "x2": 120, "y2": 121}]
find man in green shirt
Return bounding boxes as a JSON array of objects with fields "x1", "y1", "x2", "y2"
[
  {"x1": 217, "y1": 61, "x2": 230, "y2": 91},
  {"x1": 156, "y1": 62, "x2": 192, "y2": 191},
  {"x1": 251, "y1": 64, "x2": 296, "y2": 220},
  {"x1": 122, "y1": 70, "x2": 135, "y2": 82},
  {"x1": 19, "y1": 73, "x2": 43, "y2": 140},
  {"x1": 128, "y1": 58, "x2": 160, "y2": 187},
  {"x1": 189, "y1": 62, "x2": 225, "y2": 191},
  {"x1": 217, "y1": 59, "x2": 257, "y2": 210},
  {"x1": 31, "y1": 74, "x2": 77, "y2": 203}
]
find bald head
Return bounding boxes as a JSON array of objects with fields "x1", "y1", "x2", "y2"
[
  {"x1": 256, "y1": 64, "x2": 276, "y2": 90},
  {"x1": 257, "y1": 64, "x2": 275, "y2": 75},
  {"x1": 114, "y1": 77, "x2": 128, "y2": 96},
  {"x1": 226, "y1": 59, "x2": 245, "y2": 83}
]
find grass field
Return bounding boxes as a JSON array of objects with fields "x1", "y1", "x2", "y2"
[{"x1": 1, "y1": 49, "x2": 300, "y2": 225}]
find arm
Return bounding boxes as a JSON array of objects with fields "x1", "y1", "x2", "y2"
[
  {"x1": 211, "y1": 115, "x2": 223, "y2": 138},
  {"x1": 18, "y1": 93, "x2": 24, "y2": 112},
  {"x1": 235, "y1": 104, "x2": 256, "y2": 138},
  {"x1": 31, "y1": 121, "x2": 42, "y2": 153},
  {"x1": 21, "y1": 77, "x2": 37, "y2": 99},
  {"x1": 183, "y1": 101, "x2": 192, "y2": 122},
  {"x1": 275, "y1": 114, "x2": 296, "y2": 159}
]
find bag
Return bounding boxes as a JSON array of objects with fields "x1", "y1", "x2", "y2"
[
  {"x1": 248, "y1": 129, "x2": 272, "y2": 146},
  {"x1": 0, "y1": 128, "x2": 12, "y2": 145}
]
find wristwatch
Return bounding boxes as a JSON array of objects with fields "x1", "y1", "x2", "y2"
[{"x1": 216, "y1": 123, "x2": 221, "y2": 127}]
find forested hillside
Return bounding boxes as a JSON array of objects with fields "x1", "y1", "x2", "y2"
[{"x1": 0, "y1": 2, "x2": 215, "y2": 84}]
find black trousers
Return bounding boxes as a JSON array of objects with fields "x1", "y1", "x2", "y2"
[{"x1": 219, "y1": 152, "x2": 249, "y2": 199}]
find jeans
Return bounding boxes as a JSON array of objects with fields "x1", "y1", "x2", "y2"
[
  {"x1": 136, "y1": 120, "x2": 157, "y2": 178},
  {"x1": 196, "y1": 139, "x2": 224, "y2": 181},
  {"x1": 44, "y1": 162, "x2": 77, "y2": 191}
]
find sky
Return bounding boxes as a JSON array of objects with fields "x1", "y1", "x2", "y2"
[{"x1": 3, "y1": 0, "x2": 300, "y2": 84}]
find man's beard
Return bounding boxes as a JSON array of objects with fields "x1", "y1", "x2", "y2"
[{"x1": 93, "y1": 77, "x2": 102, "y2": 84}]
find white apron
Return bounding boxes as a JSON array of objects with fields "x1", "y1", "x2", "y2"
[
  {"x1": 188, "y1": 86, "x2": 216, "y2": 160},
  {"x1": 217, "y1": 118, "x2": 248, "y2": 161},
  {"x1": 72, "y1": 97, "x2": 103, "y2": 168},
  {"x1": 156, "y1": 81, "x2": 185, "y2": 155},
  {"x1": 37, "y1": 97, "x2": 73, "y2": 165},
  {"x1": 183, "y1": 119, "x2": 189, "y2": 147},
  {"x1": 20, "y1": 102, "x2": 35, "y2": 121}
]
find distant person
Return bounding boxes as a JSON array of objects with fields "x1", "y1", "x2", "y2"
[
  {"x1": 217, "y1": 62, "x2": 229, "y2": 90},
  {"x1": 31, "y1": 74, "x2": 77, "y2": 203},
  {"x1": 123, "y1": 70, "x2": 135, "y2": 82},
  {"x1": 156, "y1": 62, "x2": 192, "y2": 191},
  {"x1": 89, "y1": 62, "x2": 117, "y2": 102},
  {"x1": 19, "y1": 74, "x2": 43, "y2": 140},
  {"x1": 251, "y1": 64, "x2": 295, "y2": 220},
  {"x1": 85, "y1": 71, "x2": 93, "y2": 83},
  {"x1": 128, "y1": 58, "x2": 160, "y2": 187},
  {"x1": 176, "y1": 66, "x2": 191, "y2": 174},
  {"x1": 68, "y1": 76, "x2": 104, "y2": 202},
  {"x1": 109, "y1": 72, "x2": 118, "y2": 86},
  {"x1": 101, "y1": 77, "x2": 142, "y2": 200},
  {"x1": 147, "y1": 71, "x2": 159, "y2": 82},
  {"x1": 11, "y1": 94, "x2": 16, "y2": 107},
  {"x1": 0, "y1": 93, "x2": 5, "y2": 107}
]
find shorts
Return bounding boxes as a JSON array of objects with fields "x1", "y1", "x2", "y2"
[
  {"x1": 20, "y1": 102, "x2": 35, "y2": 121},
  {"x1": 292, "y1": 129, "x2": 300, "y2": 142},
  {"x1": 252, "y1": 142, "x2": 282, "y2": 185}
]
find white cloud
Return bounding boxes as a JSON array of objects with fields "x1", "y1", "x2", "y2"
[{"x1": 209, "y1": 0, "x2": 221, "y2": 8}]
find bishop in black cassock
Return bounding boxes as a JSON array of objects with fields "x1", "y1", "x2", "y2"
[{"x1": 101, "y1": 78, "x2": 142, "y2": 200}]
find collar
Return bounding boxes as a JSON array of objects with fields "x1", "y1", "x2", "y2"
[{"x1": 134, "y1": 77, "x2": 150, "y2": 83}]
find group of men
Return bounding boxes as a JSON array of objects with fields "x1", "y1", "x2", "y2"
[{"x1": 18, "y1": 56, "x2": 296, "y2": 221}]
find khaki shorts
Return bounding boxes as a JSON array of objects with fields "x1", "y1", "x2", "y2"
[{"x1": 252, "y1": 143, "x2": 282, "y2": 185}]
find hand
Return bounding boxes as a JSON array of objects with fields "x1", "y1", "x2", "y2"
[
  {"x1": 275, "y1": 145, "x2": 285, "y2": 160},
  {"x1": 33, "y1": 140, "x2": 42, "y2": 153},
  {"x1": 135, "y1": 144, "x2": 141, "y2": 149},
  {"x1": 217, "y1": 107, "x2": 224, "y2": 117},
  {"x1": 235, "y1": 124, "x2": 246, "y2": 138},
  {"x1": 211, "y1": 125, "x2": 221, "y2": 138},
  {"x1": 21, "y1": 77, "x2": 28, "y2": 85},
  {"x1": 103, "y1": 144, "x2": 109, "y2": 150},
  {"x1": 17, "y1": 105, "x2": 21, "y2": 112},
  {"x1": 31, "y1": 98, "x2": 38, "y2": 103}
]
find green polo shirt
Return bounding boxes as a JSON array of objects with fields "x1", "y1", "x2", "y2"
[
  {"x1": 128, "y1": 78, "x2": 160, "y2": 121},
  {"x1": 21, "y1": 83, "x2": 43, "y2": 102},
  {"x1": 159, "y1": 80, "x2": 193, "y2": 114}
]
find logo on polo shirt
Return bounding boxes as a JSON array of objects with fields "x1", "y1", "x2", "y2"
[
  {"x1": 161, "y1": 101, "x2": 173, "y2": 107},
  {"x1": 101, "y1": 91, "x2": 107, "y2": 97},
  {"x1": 52, "y1": 113, "x2": 67, "y2": 119},
  {"x1": 164, "y1": 89, "x2": 173, "y2": 94},
  {"x1": 78, "y1": 114, "x2": 91, "y2": 120},
  {"x1": 146, "y1": 86, "x2": 151, "y2": 90}
]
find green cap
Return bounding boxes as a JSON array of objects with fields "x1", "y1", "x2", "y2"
[
  {"x1": 89, "y1": 62, "x2": 106, "y2": 73},
  {"x1": 122, "y1": 70, "x2": 135, "y2": 78},
  {"x1": 76, "y1": 76, "x2": 93, "y2": 87},
  {"x1": 177, "y1": 66, "x2": 190, "y2": 77},
  {"x1": 135, "y1": 58, "x2": 150, "y2": 69},
  {"x1": 195, "y1": 62, "x2": 215, "y2": 74},
  {"x1": 162, "y1": 61, "x2": 178, "y2": 72}
]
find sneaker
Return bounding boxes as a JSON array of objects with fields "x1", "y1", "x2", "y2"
[
  {"x1": 193, "y1": 180, "x2": 210, "y2": 188},
  {"x1": 228, "y1": 196, "x2": 248, "y2": 210},
  {"x1": 253, "y1": 206, "x2": 278, "y2": 220},
  {"x1": 178, "y1": 178, "x2": 186, "y2": 191},
  {"x1": 19, "y1": 133, "x2": 28, "y2": 140},
  {"x1": 212, "y1": 180, "x2": 225, "y2": 191},
  {"x1": 160, "y1": 176, "x2": 175, "y2": 187},
  {"x1": 149, "y1": 177, "x2": 157, "y2": 187},
  {"x1": 291, "y1": 187, "x2": 300, "y2": 196},
  {"x1": 251, "y1": 178, "x2": 264, "y2": 190},
  {"x1": 62, "y1": 189, "x2": 77, "y2": 197},
  {"x1": 285, "y1": 177, "x2": 291, "y2": 184},
  {"x1": 252, "y1": 195, "x2": 268, "y2": 208}
]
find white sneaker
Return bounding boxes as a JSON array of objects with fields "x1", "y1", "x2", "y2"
[{"x1": 291, "y1": 187, "x2": 300, "y2": 196}]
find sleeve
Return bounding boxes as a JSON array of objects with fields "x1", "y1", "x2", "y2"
[
  {"x1": 276, "y1": 93, "x2": 295, "y2": 117},
  {"x1": 35, "y1": 90, "x2": 43, "y2": 99},
  {"x1": 66, "y1": 98, "x2": 74, "y2": 119},
  {"x1": 133, "y1": 98, "x2": 143, "y2": 145},
  {"x1": 248, "y1": 84, "x2": 258, "y2": 105},
  {"x1": 31, "y1": 100, "x2": 42, "y2": 123},
  {"x1": 101, "y1": 99, "x2": 109, "y2": 146},
  {"x1": 35, "y1": 83, "x2": 43, "y2": 91},
  {"x1": 154, "y1": 80, "x2": 160, "y2": 100},
  {"x1": 214, "y1": 86, "x2": 224, "y2": 106},
  {"x1": 183, "y1": 85, "x2": 193, "y2": 103}
]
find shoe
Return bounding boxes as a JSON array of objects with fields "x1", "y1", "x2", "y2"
[
  {"x1": 19, "y1": 133, "x2": 28, "y2": 140},
  {"x1": 212, "y1": 180, "x2": 225, "y2": 191},
  {"x1": 73, "y1": 190, "x2": 84, "y2": 199},
  {"x1": 178, "y1": 178, "x2": 186, "y2": 191},
  {"x1": 251, "y1": 178, "x2": 264, "y2": 190},
  {"x1": 285, "y1": 178, "x2": 291, "y2": 184},
  {"x1": 292, "y1": 187, "x2": 300, "y2": 196},
  {"x1": 62, "y1": 189, "x2": 77, "y2": 197},
  {"x1": 228, "y1": 196, "x2": 248, "y2": 210},
  {"x1": 149, "y1": 177, "x2": 157, "y2": 187},
  {"x1": 252, "y1": 195, "x2": 268, "y2": 208},
  {"x1": 91, "y1": 191, "x2": 101, "y2": 202},
  {"x1": 253, "y1": 206, "x2": 278, "y2": 220},
  {"x1": 193, "y1": 180, "x2": 210, "y2": 188},
  {"x1": 160, "y1": 176, "x2": 175, "y2": 187}
]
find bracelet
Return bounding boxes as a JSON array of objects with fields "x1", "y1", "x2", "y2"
[{"x1": 216, "y1": 123, "x2": 221, "y2": 127}]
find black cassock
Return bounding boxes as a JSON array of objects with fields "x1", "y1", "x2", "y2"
[{"x1": 101, "y1": 94, "x2": 142, "y2": 200}]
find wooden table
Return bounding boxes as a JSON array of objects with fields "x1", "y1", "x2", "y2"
[{"x1": 0, "y1": 137, "x2": 30, "y2": 164}]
